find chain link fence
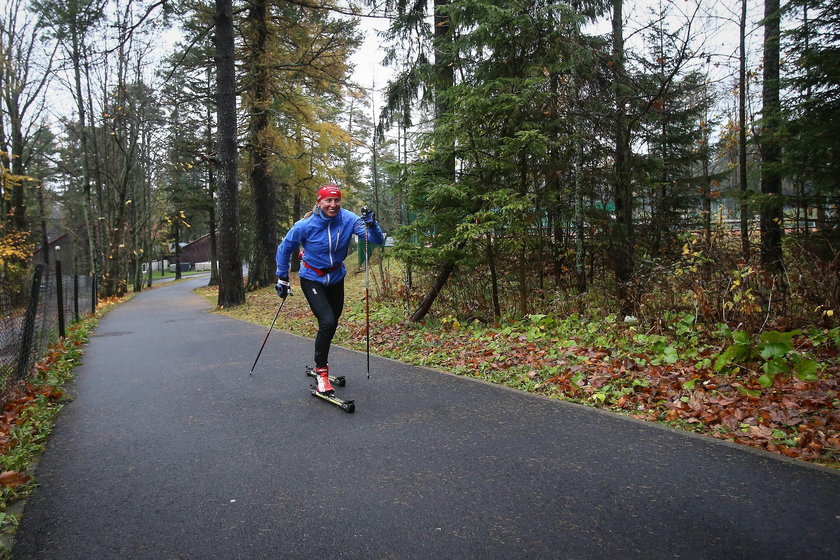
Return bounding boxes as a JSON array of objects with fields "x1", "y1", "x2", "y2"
[{"x1": 0, "y1": 261, "x2": 95, "y2": 407}]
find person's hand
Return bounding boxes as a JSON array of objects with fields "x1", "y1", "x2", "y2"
[
  {"x1": 361, "y1": 207, "x2": 376, "y2": 226},
  {"x1": 275, "y1": 278, "x2": 291, "y2": 299}
]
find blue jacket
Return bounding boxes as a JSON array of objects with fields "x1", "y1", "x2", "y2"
[{"x1": 275, "y1": 207, "x2": 384, "y2": 285}]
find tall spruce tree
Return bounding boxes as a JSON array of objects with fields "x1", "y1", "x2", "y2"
[
  {"x1": 611, "y1": 0, "x2": 635, "y2": 318},
  {"x1": 636, "y1": 19, "x2": 712, "y2": 256},
  {"x1": 390, "y1": 0, "x2": 605, "y2": 320},
  {"x1": 781, "y1": 0, "x2": 840, "y2": 225}
]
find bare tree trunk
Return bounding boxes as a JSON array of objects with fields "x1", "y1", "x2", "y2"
[
  {"x1": 214, "y1": 0, "x2": 245, "y2": 307},
  {"x1": 739, "y1": 0, "x2": 750, "y2": 259},
  {"x1": 612, "y1": 0, "x2": 634, "y2": 318},
  {"x1": 518, "y1": 153, "x2": 528, "y2": 316},
  {"x1": 37, "y1": 181, "x2": 50, "y2": 265},
  {"x1": 759, "y1": 0, "x2": 784, "y2": 273},
  {"x1": 174, "y1": 218, "x2": 182, "y2": 280},
  {"x1": 434, "y1": 0, "x2": 453, "y2": 152},
  {"x1": 409, "y1": 262, "x2": 455, "y2": 323},
  {"x1": 245, "y1": 0, "x2": 277, "y2": 290},
  {"x1": 487, "y1": 236, "x2": 500, "y2": 319},
  {"x1": 70, "y1": 31, "x2": 98, "y2": 278},
  {"x1": 574, "y1": 158, "x2": 586, "y2": 293},
  {"x1": 702, "y1": 147, "x2": 712, "y2": 249},
  {"x1": 206, "y1": 71, "x2": 219, "y2": 287}
]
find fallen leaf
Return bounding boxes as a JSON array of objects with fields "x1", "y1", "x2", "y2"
[{"x1": 0, "y1": 471, "x2": 31, "y2": 488}]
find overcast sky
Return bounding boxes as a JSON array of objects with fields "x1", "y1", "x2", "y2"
[{"x1": 347, "y1": 0, "x2": 766, "y2": 137}]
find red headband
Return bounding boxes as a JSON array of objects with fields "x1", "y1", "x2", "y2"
[{"x1": 317, "y1": 185, "x2": 341, "y2": 202}]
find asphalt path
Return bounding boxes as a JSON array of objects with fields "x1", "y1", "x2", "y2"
[{"x1": 12, "y1": 276, "x2": 840, "y2": 559}]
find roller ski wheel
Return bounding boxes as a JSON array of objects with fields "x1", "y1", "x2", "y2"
[
  {"x1": 305, "y1": 366, "x2": 346, "y2": 387},
  {"x1": 310, "y1": 386, "x2": 355, "y2": 413}
]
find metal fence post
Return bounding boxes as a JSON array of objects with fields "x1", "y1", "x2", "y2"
[
  {"x1": 56, "y1": 246, "x2": 65, "y2": 338},
  {"x1": 17, "y1": 264, "x2": 44, "y2": 380},
  {"x1": 91, "y1": 274, "x2": 97, "y2": 314}
]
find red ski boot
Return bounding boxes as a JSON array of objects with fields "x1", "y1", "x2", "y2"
[{"x1": 313, "y1": 366, "x2": 334, "y2": 395}]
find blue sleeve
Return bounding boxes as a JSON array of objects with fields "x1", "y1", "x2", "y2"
[
  {"x1": 275, "y1": 221, "x2": 303, "y2": 278},
  {"x1": 352, "y1": 214, "x2": 385, "y2": 245}
]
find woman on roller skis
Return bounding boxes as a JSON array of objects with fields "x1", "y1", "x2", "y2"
[{"x1": 275, "y1": 184, "x2": 383, "y2": 394}]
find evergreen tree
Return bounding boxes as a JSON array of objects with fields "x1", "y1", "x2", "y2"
[
  {"x1": 636, "y1": 23, "x2": 713, "y2": 256},
  {"x1": 391, "y1": 1, "x2": 604, "y2": 320},
  {"x1": 781, "y1": 0, "x2": 840, "y2": 226}
]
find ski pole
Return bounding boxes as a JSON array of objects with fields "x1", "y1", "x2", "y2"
[
  {"x1": 362, "y1": 207, "x2": 371, "y2": 380},
  {"x1": 249, "y1": 297, "x2": 287, "y2": 375}
]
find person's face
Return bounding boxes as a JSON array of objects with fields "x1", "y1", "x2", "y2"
[{"x1": 318, "y1": 196, "x2": 341, "y2": 218}]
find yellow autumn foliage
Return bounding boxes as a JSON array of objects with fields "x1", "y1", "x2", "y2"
[{"x1": 0, "y1": 226, "x2": 33, "y2": 265}]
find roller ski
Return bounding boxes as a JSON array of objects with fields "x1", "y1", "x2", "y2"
[
  {"x1": 305, "y1": 365, "x2": 346, "y2": 387},
  {"x1": 309, "y1": 385, "x2": 355, "y2": 413},
  {"x1": 309, "y1": 366, "x2": 355, "y2": 413}
]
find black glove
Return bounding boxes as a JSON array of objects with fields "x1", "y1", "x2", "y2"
[
  {"x1": 275, "y1": 278, "x2": 291, "y2": 299},
  {"x1": 361, "y1": 207, "x2": 376, "y2": 227}
]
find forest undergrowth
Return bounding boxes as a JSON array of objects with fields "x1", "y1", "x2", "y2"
[{"x1": 200, "y1": 249, "x2": 840, "y2": 469}]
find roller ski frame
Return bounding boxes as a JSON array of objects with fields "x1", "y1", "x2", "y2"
[
  {"x1": 305, "y1": 366, "x2": 346, "y2": 387},
  {"x1": 309, "y1": 385, "x2": 355, "y2": 413}
]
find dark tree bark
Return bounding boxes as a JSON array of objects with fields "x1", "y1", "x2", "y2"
[
  {"x1": 214, "y1": 0, "x2": 245, "y2": 307},
  {"x1": 433, "y1": 0, "x2": 454, "y2": 146},
  {"x1": 174, "y1": 217, "x2": 182, "y2": 280},
  {"x1": 739, "y1": 0, "x2": 750, "y2": 259},
  {"x1": 612, "y1": 0, "x2": 634, "y2": 318},
  {"x1": 487, "y1": 236, "x2": 500, "y2": 319},
  {"x1": 518, "y1": 153, "x2": 528, "y2": 317},
  {"x1": 409, "y1": 262, "x2": 455, "y2": 323},
  {"x1": 245, "y1": 0, "x2": 277, "y2": 290},
  {"x1": 205, "y1": 73, "x2": 219, "y2": 287},
  {"x1": 759, "y1": 0, "x2": 784, "y2": 273},
  {"x1": 574, "y1": 161, "x2": 587, "y2": 294}
]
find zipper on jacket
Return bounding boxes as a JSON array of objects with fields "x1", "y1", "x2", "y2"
[{"x1": 327, "y1": 223, "x2": 334, "y2": 266}]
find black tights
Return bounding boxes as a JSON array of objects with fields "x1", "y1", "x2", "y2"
[{"x1": 300, "y1": 277, "x2": 345, "y2": 368}]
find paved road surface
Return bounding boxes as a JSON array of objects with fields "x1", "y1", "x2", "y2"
[{"x1": 12, "y1": 277, "x2": 840, "y2": 559}]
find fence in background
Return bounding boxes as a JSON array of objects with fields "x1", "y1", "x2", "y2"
[{"x1": 0, "y1": 257, "x2": 96, "y2": 406}]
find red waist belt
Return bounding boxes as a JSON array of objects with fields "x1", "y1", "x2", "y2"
[{"x1": 301, "y1": 261, "x2": 342, "y2": 277}]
